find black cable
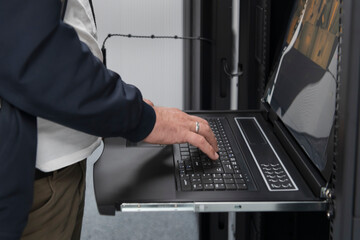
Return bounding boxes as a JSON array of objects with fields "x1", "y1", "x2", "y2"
[
  {"x1": 101, "y1": 33, "x2": 212, "y2": 66},
  {"x1": 101, "y1": 33, "x2": 212, "y2": 49}
]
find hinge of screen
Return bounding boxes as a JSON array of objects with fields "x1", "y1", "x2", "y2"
[{"x1": 320, "y1": 187, "x2": 335, "y2": 219}]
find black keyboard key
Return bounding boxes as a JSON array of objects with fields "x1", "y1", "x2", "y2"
[
  {"x1": 202, "y1": 162, "x2": 212, "y2": 168},
  {"x1": 215, "y1": 183, "x2": 226, "y2": 190},
  {"x1": 191, "y1": 156, "x2": 200, "y2": 161},
  {"x1": 237, "y1": 183, "x2": 248, "y2": 190},
  {"x1": 192, "y1": 183, "x2": 203, "y2": 191},
  {"x1": 269, "y1": 179, "x2": 279, "y2": 183},
  {"x1": 224, "y1": 178, "x2": 235, "y2": 184},
  {"x1": 271, "y1": 184, "x2": 281, "y2": 189},
  {"x1": 204, "y1": 167, "x2": 223, "y2": 174},
  {"x1": 191, "y1": 178, "x2": 201, "y2": 183},
  {"x1": 233, "y1": 174, "x2": 243, "y2": 179},
  {"x1": 213, "y1": 178, "x2": 224, "y2": 184},
  {"x1": 185, "y1": 166, "x2": 193, "y2": 172},
  {"x1": 202, "y1": 178, "x2": 213, "y2": 184},
  {"x1": 223, "y1": 164, "x2": 234, "y2": 173},
  {"x1": 191, "y1": 152, "x2": 200, "y2": 157},
  {"x1": 194, "y1": 162, "x2": 203, "y2": 172},
  {"x1": 214, "y1": 167, "x2": 224, "y2": 173},
  {"x1": 181, "y1": 156, "x2": 191, "y2": 160},
  {"x1": 204, "y1": 184, "x2": 214, "y2": 190},
  {"x1": 219, "y1": 151, "x2": 228, "y2": 157},
  {"x1": 190, "y1": 174, "x2": 201, "y2": 178},
  {"x1": 235, "y1": 178, "x2": 245, "y2": 184},
  {"x1": 226, "y1": 184, "x2": 237, "y2": 190},
  {"x1": 184, "y1": 160, "x2": 192, "y2": 166},
  {"x1": 220, "y1": 156, "x2": 229, "y2": 161},
  {"x1": 279, "y1": 179, "x2": 288, "y2": 183},
  {"x1": 181, "y1": 179, "x2": 191, "y2": 191},
  {"x1": 266, "y1": 175, "x2": 277, "y2": 179},
  {"x1": 180, "y1": 174, "x2": 189, "y2": 179}
]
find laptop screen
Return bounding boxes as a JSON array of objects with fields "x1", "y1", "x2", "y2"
[{"x1": 264, "y1": 0, "x2": 340, "y2": 172}]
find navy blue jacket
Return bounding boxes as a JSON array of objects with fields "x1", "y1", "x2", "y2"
[{"x1": 0, "y1": 0, "x2": 156, "y2": 238}]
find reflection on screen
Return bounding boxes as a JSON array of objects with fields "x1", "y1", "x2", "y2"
[{"x1": 265, "y1": 0, "x2": 340, "y2": 171}]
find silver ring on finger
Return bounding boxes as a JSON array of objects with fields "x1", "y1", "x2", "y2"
[{"x1": 195, "y1": 121, "x2": 200, "y2": 134}]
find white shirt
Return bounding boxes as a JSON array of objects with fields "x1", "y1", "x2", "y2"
[{"x1": 36, "y1": 0, "x2": 103, "y2": 172}]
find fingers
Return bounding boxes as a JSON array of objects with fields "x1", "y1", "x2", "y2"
[
  {"x1": 189, "y1": 116, "x2": 209, "y2": 131},
  {"x1": 143, "y1": 106, "x2": 219, "y2": 160},
  {"x1": 181, "y1": 114, "x2": 219, "y2": 160},
  {"x1": 189, "y1": 116, "x2": 219, "y2": 152},
  {"x1": 186, "y1": 132, "x2": 219, "y2": 160}
]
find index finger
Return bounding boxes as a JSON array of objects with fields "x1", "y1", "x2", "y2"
[{"x1": 185, "y1": 131, "x2": 219, "y2": 160}]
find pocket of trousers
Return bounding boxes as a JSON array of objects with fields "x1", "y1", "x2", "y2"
[
  {"x1": 29, "y1": 177, "x2": 55, "y2": 215},
  {"x1": 22, "y1": 177, "x2": 56, "y2": 236}
]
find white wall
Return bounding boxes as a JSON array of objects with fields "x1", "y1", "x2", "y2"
[
  {"x1": 81, "y1": 4, "x2": 199, "y2": 240},
  {"x1": 93, "y1": 0, "x2": 184, "y2": 109}
]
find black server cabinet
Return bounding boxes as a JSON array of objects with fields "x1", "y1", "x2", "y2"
[
  {"x1": 237, "y1": 1, "x2": 330, "y2": 239},
  {"x1": 332, "y1": 0, "x2": 360, "y2": 239},
  {"x1": 184, "y1": 0, "x2": 235, "y2": 110},
  {"x1": 183, "y1": 0, "x2": 360, "y2": 239}
]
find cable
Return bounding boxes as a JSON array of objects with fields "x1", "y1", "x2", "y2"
[
  {"x1": 102, "y1": 33, "x2": 212, "y2": 49},
  {"x1": 101, "y1": 33, "x2": 212, "y2": 66}
]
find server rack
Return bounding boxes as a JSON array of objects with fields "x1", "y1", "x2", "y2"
[{"x1": 183, "y1": 0, "x2": 360, "y2": 239}]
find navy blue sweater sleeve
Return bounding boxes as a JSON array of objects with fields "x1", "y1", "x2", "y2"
[{"x1": 0, "y1": 0, "x2": 155, "y2": 142}]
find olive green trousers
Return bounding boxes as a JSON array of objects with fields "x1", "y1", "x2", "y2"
[{"x1": 21, "y1": 160, "x2": 86, "y2": 240}]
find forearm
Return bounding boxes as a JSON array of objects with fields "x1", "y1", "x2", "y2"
[{"x1": 0, "y1": 0, "x2": 155, "y2": 141}]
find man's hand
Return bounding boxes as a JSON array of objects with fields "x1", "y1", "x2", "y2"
[{"x1": 143, "y1": 105, "x2": 219, "y2": 160}]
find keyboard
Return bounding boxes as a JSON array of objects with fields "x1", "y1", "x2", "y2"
[{"x1": 176, "y1": 118, "x2": 248, "y2": 191}]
